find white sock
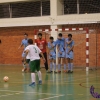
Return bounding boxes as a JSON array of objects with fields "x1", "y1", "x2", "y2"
[
  {"x1": 54, "y1": 63, "x2": 56, "y2": 71},
  {"x1": 50, "y1": 62, "x2": 53, "y2": 71},
  {"x1": 23, "y1": 63, "x2": 26, "y2": 68},
  {"x1": 64, "y1": 64, "x2": 66, "y2": 70},
  {"x1": 71, "y1": 63, "x2": 73, "y2": 71},
  {"x1": 68, "y1": 63, "x2": 71, "y2": 70},
  {"x1": 37, "y1": 71, "x2": 42, "y2": 81},
  {"x1": 31, "y1": 73, "x2": 35, "y2": 83}
]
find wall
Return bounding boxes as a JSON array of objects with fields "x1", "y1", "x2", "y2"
[
  {"x1": 0, "y1": 26, "x2": 50, "y2": 65},
  {"x1": 0, "y1": 24, "x2": 100, "y2": 68}
]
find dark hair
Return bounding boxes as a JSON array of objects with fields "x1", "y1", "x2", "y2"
[
  {"x1": 24, "y1": 33, "x2": 28, "y2": 36},
  {"x1": 49, "y1": 36, "x2": 54, "y2": 40},
  {"x1": 38, "y1": 33, "x2": 42, "y2": 36},
  {"x1": 68, "y1": 34, "x2": 72, "y2": 37},
  {"x1": 58, "y1": 33, "x2": 62, "y2": 37},
  {"x1": 0, "y1": 40, "x2": 1, "y2": 43},
  {"x1": 28, "y1": 39, "x2": 33, "y2": 44}
]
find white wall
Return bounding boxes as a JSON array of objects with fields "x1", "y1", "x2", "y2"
[
  {"x1": 0, "y1": 0, "x2": 100, "y2": 27},
  {"x1": 0, "y1": 14, "x2": 100, "y2": 27}
]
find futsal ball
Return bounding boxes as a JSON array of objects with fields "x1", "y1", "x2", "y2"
[{"x1": 3, "y1": 76, "x2": 9, "y2": 82}]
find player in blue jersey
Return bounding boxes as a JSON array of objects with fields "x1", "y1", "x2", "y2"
[
  {"x1": 48, "y1": 36, "x2": 57, "y2": 73},
  {"x1": 18, "y1": 33, "x2": 29, "y2": 72},
  {"x1": 65, "y1": 34, "x2": 74, "y2": 73},
  {"x1": 56, "y1": 33, "x2": 66, "y2": 73}
]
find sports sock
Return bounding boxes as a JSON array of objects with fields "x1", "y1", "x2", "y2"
[{"x1": 37, "y1": 71, "x2": 42, "y2": 81}]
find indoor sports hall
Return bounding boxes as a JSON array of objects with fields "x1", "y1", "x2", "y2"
[{"x1": 0, "y1": 0, "x2": 100, "y2": 100}]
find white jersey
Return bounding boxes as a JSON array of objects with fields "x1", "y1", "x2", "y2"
[{"x1": 25, "y1": 45, "x2": 42, "y2": 61}]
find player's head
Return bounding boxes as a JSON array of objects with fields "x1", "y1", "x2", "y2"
[
  {"x1": 38, "y1": 33, "x2": 42, "y2": 39},
  {"x1": 58, "y1": 33, "x2": 62, "y2": 39},
  {"x1": 68, "y1": 34, "x2": 72, "y2": 40},
  {"x1": 28, "y1": 39, "x2": 33, "y2": 44},
  {"x1": 49, "y1": 36, "x2": 54, "y2": 42},
  {"x1": 24, "y1": 33, "x2": 28, "y2": 39}
]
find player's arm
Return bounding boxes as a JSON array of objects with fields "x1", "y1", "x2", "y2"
[
  {"x1": 18, "y1": 41, "x2": 24, "y2": 49},
  {"x1": 66, "y1": 40, "x2": 73, "y2": 45},
  {"x1": 39, "y1": 52, "x2": 46, "y2": 63},
  {"x1": 67, "y1": 41, "x2": 74, "y2": 54}
]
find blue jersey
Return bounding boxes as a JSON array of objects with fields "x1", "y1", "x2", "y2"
[
  {"x1": 65, "y1": 38, "x2": 74, "y2": 52},
  {"x1": 56, "y1": 38, "x2": 65, "y2": 52},
  {"x1": 21, "y1": 39, "x2": 28, "y2": 49},
  {"x1": 48, "y1": 41, "x2": 56, "y2": 56}
]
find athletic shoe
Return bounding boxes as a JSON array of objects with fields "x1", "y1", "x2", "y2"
[
  {"x1": 58, "y1": 71, "x2": 61, "y2": 73},
  {"x1": 46, "y1": 70, "x2": 49, "y2": 73},
  {"x1": 39, "y1": 80, "x2": 42, "y2": 85},
  {"x1": 64, "y1": 70, "x2": 67, "y2": 73},
  {"x1": 54, "y1": 71, "x2": 57, "y2": 73},
  {"x1": 29, "y1": 82, "x2": 35, "y2": 86},
  {"x1": 22, "y1": 68, "x2": 27, "y2": 72},
  {"x1": 67, "y1": 70, "x2": 70, "y2": 73},
  {"x1": 48, "y1": 71, "x2": 53, "y2": 73},
  {"x1": 70, "y1": 71, "x2": 73, "y2": 73}
]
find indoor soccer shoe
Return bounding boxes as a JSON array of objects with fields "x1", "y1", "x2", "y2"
[
  {"x1": 39, "y1": 80, "x2": 42, "y2": 85},
  {"x1": 58, "y1": 70, "x2": 61, "y2": 73},
  {"x1": 29, "y1": 82, "x2": 35, "y2": 86}
]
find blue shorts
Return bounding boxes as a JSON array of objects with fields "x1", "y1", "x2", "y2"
[
  {"x1": 49, "y1": 54, "x2": 56, "y2": 60},
  {"x1": 66, "y1": 51, "x2": 74, "y2": 59},
  {"x1": 22, "y1": 51, "x2": 26, "y2": 58},
  {"x1": 58, "y1": 51, "x2": 65, "y2": 58}
]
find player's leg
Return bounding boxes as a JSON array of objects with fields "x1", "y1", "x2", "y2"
[
  {"x1": 70, "y1": 59, "x2": 73, "y2": 73},
  {"x1": 43, "y1": 52, "x2": 49, "y2": 72},
  {"x1": 26, "y1": 59, "x2": 30, "y2": 72},
  {"x1": 22, "y1": 52, "x2": 27, "y2": 72},
  {"x1": 67, "y1": 58, "x2": 71, "y2": 73},
  {"x1": 53, "y1": 58, "x2": 57, "y2": 73},
  {"x1": 61, "y1": 51, "x2": 67, "y2": 73},
  {"x1": 48, "y1": 58, "x2": 53, "y2": 73},
  {"x1": 58, "y1": 57, "x2": 61, "y2": 73},
  {"x1": 63, "y1": 58, "x2": 67, "y2": 73},
  {"x1": 36, "y1": 60, "x2": 42, "y2": 84},
  {"x1": 70, "y1": 51, "x2": 74, "y2": 73},
  {"x1": 29, "y1": 60, "x2": 36, "y2": 86}
]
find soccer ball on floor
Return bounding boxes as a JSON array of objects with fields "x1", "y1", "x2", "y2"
[{"x1": 3, "y1": 76, "x2": 9, "y2": 82}]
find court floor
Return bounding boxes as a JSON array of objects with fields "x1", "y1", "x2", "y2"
[{"x1": 0, "y1": 65, "x2": 99, "y2": 100}]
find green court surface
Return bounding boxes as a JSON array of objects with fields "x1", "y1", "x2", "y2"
[{"x1": 0, "y1": 65, "x2": 100, "y2": 100}]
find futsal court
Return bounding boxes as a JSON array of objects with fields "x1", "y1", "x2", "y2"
[
  {"x1": 0, "y1": 0, "x2": 100, "y2": 100},
  {"x1": 0, "y1": 65, "x2": 99, "y2": 100}
]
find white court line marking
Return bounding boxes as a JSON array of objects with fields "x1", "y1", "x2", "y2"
[
  {"x1": 0, "y1": 93, "x2": 18, "y2": 97},
  {"x1": 48, "y1": 76, "x2": 100, "y2": 83},
  {"x1": 0, "y1": 90, "x2": 62, "y2": 96},
  {"x1": 48, "y1": 74, "x2": 94, "y2": 81},
  {"x1": 39, "y1": 95, "x2": 64, "y2": 100}
]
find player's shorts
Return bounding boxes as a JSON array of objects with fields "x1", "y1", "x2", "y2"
[
  {"x1": 26, "y1": 59, "x2": 30, "y2": 64},
  {"x1": 49, "y1": 54, "x2": 56, "y2": 60},
  {"x1": 58, "y1": 51, "x2": 65, "y2": 58},
  {"x1": 22, "y1": 51, "x2": 26, "y2": 58},
  {"x1": 66, "y1": 51, "x2": 74, "y2": 59},
  {"x1": 30, "y1": 60, "x2": 40, "y2": 72}
]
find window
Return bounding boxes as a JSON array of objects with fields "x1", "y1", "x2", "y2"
[
  {"x1": 64, "y1": 0, "x2": 77, "y2": 14},
  {"x1": 0, "y1": 4, "x2": 10, "y2": 18},
  {"x1": 79, "y1": 0, "x2": 100, "y2": 14},
  {"x1": 11, "y1": 1, "x2": 41, "y2": 18},
  {"x1": 42, "y1": 0, "x2": 50, "y2": 16}
]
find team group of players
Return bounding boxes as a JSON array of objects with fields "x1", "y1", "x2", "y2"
[{"x1": 18, "y1": 32, "x2": 74, "y2": 86}]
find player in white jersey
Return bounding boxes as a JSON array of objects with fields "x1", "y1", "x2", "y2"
[{"x1": 24, "y1": 39, "x2": 45, "y2": 86}]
